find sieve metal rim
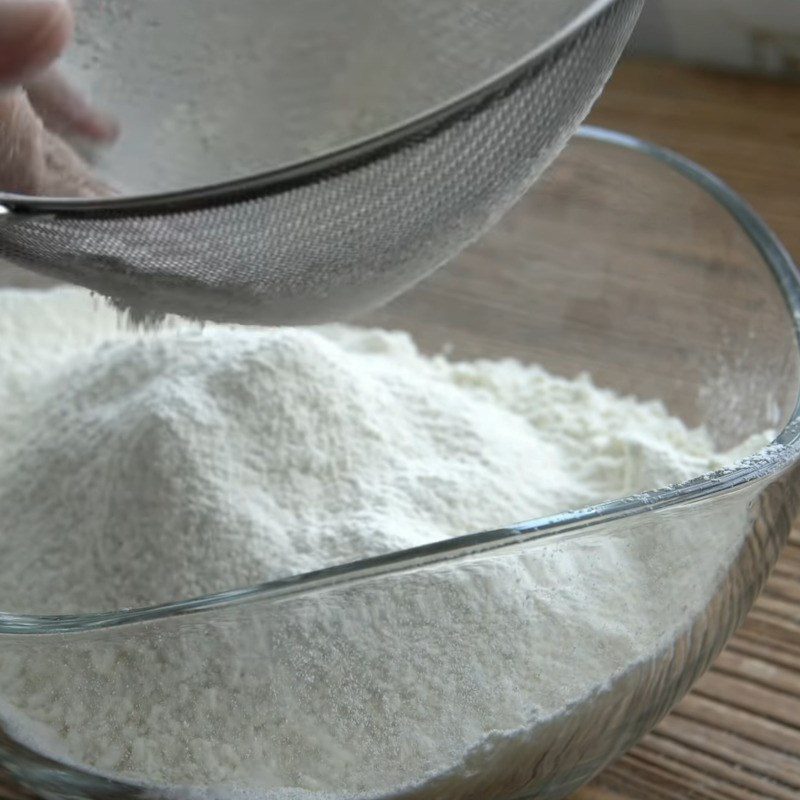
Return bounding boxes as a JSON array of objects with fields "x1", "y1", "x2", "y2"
[{"x1": 0, "y1": 0, "x2": 618, "y2": 217}]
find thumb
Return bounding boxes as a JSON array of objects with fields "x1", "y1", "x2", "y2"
[{"x1": 0, "y1": 0, "x2": 73, "y2": 88}]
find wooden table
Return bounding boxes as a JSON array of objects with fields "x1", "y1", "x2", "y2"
[{"x1": 576, "y1": 59, "x2": 800, "y2": 800}]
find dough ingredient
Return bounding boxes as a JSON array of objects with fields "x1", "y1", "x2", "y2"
[{"x1": 0, "y1": 288, "x2": 771, "y2": 798}]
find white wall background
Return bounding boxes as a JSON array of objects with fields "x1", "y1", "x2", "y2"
[{"x1": 629, "y1": 0, "x2": 800, "y2": 75}]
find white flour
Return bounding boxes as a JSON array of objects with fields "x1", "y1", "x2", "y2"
[{"x1": 0, "y1": 288, "x2": 770, "y2": 798}]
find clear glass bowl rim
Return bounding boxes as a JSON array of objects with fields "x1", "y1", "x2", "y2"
[{"x1": 2, "y1": 125, "x2": 799, "y2": 635}]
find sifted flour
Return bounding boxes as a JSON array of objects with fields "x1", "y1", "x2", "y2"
[{"x1": 0, "y1": 288, "x2": 771, "y2": 798}]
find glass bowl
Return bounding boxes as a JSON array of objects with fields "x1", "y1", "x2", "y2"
[{"x1": 0, "y1": 128, "x2": 798, "y2": 800}]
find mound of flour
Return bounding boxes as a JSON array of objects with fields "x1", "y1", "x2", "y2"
[{"x1": 0, "y1": 288, "x2": 770, "y2": 798}]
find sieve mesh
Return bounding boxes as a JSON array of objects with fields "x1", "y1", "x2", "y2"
[{"x1": 0, "y1": 0, "x2": 642, "y2": 325}]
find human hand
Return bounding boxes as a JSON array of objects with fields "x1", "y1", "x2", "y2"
[{"x1": 0, "y1": 0, "x2": 118, "y2": 198}]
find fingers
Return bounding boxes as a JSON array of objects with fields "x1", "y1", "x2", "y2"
[
  {"x1": 0, "y1": 0, "x2": 117, "y2": 198},
  {"x1": 0, "y1": 88, "x2": 113, "y2": 198},
  {"x1": 39, "y1": 125, "x2": 116, "y2": 197},
  {"x1": 0, "y1": 90, "x2": 45, "y2": 195},
  {"x1": 26, "y1": 67, "x2": 120, "y2": 144},
  {"x1": 0, "y1": 0, "x2": 73, "y2": 88},
  {"x1": 0, "y1": 0, "x2": 118, "y2": 145},
  {"x1": 0, "y1": 0, "x2": 117, "y2": 197}
]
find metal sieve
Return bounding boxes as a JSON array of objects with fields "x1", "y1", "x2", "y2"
[{"x1": 0, "y1": 0, "x2": 643, "y2": 325}]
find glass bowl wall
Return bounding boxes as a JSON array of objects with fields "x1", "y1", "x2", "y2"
[{"x1": 0, "y1": 128, "x2": 798, "y2": 800}]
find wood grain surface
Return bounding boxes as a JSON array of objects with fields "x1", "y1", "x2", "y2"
[{"x1": 575, "y1": 59, "x2": 800, "y2": 800}]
